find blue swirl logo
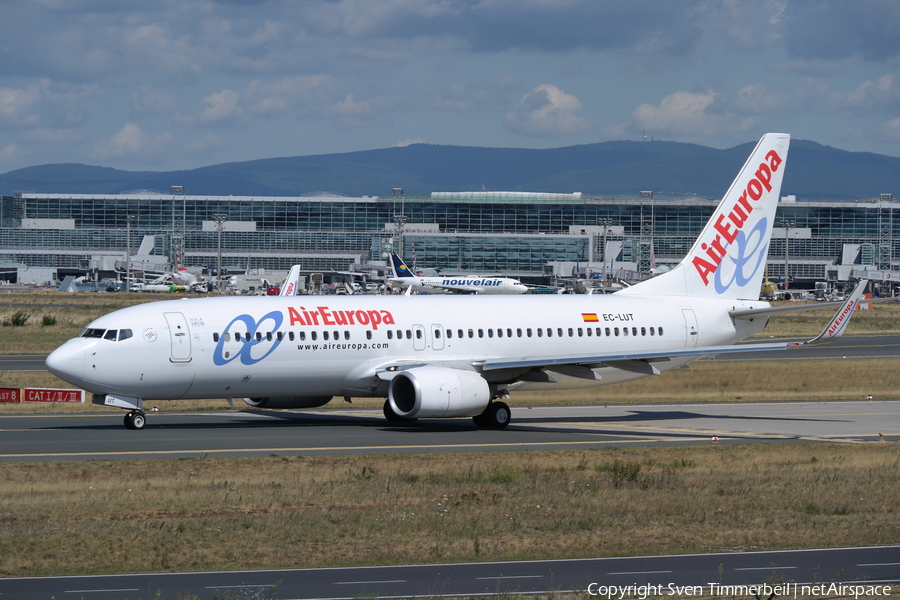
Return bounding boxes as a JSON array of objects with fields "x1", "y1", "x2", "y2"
[
  {"x1": 213, "y1": 311, "x2": 283, "y2": 366},
  {"x1": 714, "y1": 217, "x2": 769, "y2": 294}
]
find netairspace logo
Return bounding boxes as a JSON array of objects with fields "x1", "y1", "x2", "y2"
[{"x1": 586, "y1": 582, "x2": 892, "y2": 599}]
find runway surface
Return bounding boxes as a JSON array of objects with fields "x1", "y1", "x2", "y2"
[
  {"x1": 4, "y1": 545, "x2": 899, "y2": 599},
  {"x1": 1, "y1": 399, "x2": 898, "y2": 462}
]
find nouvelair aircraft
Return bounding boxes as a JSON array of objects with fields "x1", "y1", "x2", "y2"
[
  {"x1": 388, "y1": 254, "x2": 529, "y2": 294},
  {"x1": 46, "y1": 133, "x2": 867, "y2": 431}
]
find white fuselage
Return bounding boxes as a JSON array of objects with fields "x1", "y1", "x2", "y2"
[
  {"x1": 46, "y1": 293, "x2": 768, "y2": 402},
  {"x1": 391, "y1": 276, "x2": 528, "y2": 294}
]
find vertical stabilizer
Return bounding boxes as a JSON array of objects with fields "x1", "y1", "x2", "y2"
[
  {"x1": 620, "y1": 133, "x2": 790, "y2": 300},
  {"x1": 279, "y1": 265, "x2": 303, "y2": 297},
  {"x1": 391, "y1": 254, "x2": 414, "y2": 278}
]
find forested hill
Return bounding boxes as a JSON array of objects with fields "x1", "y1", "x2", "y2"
[{"x1": 2, "y1": 138, "x2": 898, "y2": 200}]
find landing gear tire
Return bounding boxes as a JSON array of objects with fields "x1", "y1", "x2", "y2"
[
  {"x1": 383, "y1": 400, "x2": 417, "y2": 424},
  {"x1": 474, "y1": 401, "x2": 511, "y2": 429},
  {"x1": 124, "y1": 410, "x2": 146, "y2": 430}
]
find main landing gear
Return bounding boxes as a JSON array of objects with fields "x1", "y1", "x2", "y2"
[
  {"x1": 473, "y1": 401, "x2": 511, "y2": 430},
  {"x1": 124, "y1": 410, "x2": 146, "y2": 430}
]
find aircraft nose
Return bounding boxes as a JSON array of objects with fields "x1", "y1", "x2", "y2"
[{"x1": 46, "y1": 339, "x2": 86, "y2": 384}]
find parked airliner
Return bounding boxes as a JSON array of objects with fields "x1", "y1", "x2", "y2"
[
  {"x1": 387, "y1": 254, "x2": 529, "y2": 294},
  {"x1": 46, "y1": 133, "x2": 867, "y2": 431}
]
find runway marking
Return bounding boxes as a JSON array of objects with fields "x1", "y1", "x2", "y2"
[
  {"x1": 858, "y1": 562, "x2": 900, "y2": 566},
  {"x1": 476, "y1": 575, "x2": 544, "y2": 580},
  {"x1": 333, "y1": 579, "x2": 407, "y2": 585},
  {"x1": 0, "y1": 438, "x2": 712, "y2": 459},
  {"x1": 607, "y1": 570, "x2": 672, "y2": 575},
  {"x1": 66, "y1": 589, "x2": 140, "y2": 593},
  {"x1": 734, "y1": 566, "x2": 797, "y2": 571},
  {"x1": 206, "y1": 584, "x2": 280, "y2": 589}
]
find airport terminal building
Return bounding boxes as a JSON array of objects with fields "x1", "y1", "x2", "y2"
[{"x1": 0, "y1": 190, "x2": 898, "y2": 292}]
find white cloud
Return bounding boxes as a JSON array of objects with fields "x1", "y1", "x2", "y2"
[
  {"x1": 184, "y1": 133, "x2": 224, "y2": 155},
  {"x1": 199, "y1": 90, "x2": 245, "y2": 125},
  {"x1": 393, "y1": 138, "x2": 426, "y2": 147},
  {"x1": 503, "y1": 84, "x2": 591, "y2": 137},
  {"x1": 243, "y1": 75, "x2": 334, "y2": 115},
  {"x1": 91, "y1": 123, "x2": 172, "y2": 160},
  {"x1": 131, "y1": 87, "x2": 179, "y2": 117},
  {"x1": 0, "y1": 142, "x2": 29, "y2": 164},
  {"x1": 631, "y1": 90, "x2": 757, "y2": 138},
  {"x1": 0, "y1": 85, "x2": 42, "y2": 126},
  {"x1": 835, "y1": 73, "x2": 900, "y2": 112}
]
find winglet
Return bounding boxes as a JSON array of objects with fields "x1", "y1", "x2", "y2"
[{"x1": 794, "y1": 280, "x2": 868, "y2": 347}]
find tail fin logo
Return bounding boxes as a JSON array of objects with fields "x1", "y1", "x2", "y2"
[{"x1": 692, "y1": 149, "x2": 784, "y2": 291}]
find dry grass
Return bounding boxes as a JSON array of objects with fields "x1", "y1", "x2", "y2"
[{"x1": 0, "y1": 444, "x2": 897, "y2": 578}]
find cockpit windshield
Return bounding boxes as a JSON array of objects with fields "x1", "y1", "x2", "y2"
[{"x1": 80, "y1": 328, "x2": 133, "y2": 341}]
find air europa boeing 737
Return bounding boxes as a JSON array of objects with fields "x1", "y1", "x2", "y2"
[{"x1": 46, "y1": 133, "x2": 867, "y2": 431}]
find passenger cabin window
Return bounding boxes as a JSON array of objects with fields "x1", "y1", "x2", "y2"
[{"x1": 387, "y1": 330, "x2": 393, "y2": 340}]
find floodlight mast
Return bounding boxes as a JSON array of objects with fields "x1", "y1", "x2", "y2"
[{"x1": 171, "y1": 186, "x2": 186, "y2": 268}]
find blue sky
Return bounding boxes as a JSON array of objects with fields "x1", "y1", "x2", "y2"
[{"x1": 2, "y1": 0, "x2": 900, "y2": 173}]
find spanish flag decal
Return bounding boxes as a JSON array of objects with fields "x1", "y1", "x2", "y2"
[{"x1": 582, "y1": 313, "x2": 599, "y2": 322}]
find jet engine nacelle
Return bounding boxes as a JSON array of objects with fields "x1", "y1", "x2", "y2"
[
  {"x1": 242, "y1": 396, "x2": 333, "y2": 409},
  {"x1": 388, "y1": 367, "x2": 490, "y2": 419}
]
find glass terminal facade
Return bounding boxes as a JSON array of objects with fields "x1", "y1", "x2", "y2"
[{"x1": 0, "y1": 192, "x2": 897, "y2": 284}]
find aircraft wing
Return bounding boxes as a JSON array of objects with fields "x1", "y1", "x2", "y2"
[{"x1": 481, "y1": 280, "x2": 869, "y2": 377}]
